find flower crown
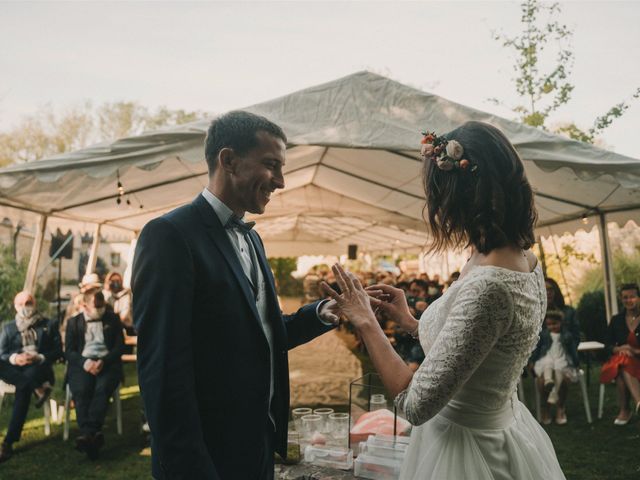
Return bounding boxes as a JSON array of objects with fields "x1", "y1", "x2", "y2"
[{"x1": 420, "y1": 131, "x2": 477, "y2": 173}]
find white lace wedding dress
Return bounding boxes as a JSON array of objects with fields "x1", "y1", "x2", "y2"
[{"x1": 395, "y1": 263, "x2": 566, "y2": 480}]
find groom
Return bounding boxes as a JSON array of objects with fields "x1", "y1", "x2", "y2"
[{"x1": 132, "y1": 111, "x2": 338, "y2": 479}]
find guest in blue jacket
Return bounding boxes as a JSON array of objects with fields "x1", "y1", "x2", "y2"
[
  {"x1": 0, "y1": 291, "x2": 62, "y2": 463},
  {"x1": 531, "y1": 310, "x2": 580, "y2": 425}
]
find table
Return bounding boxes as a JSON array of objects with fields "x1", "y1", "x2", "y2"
[
  {"x1": 578, "y1": 341, "x2": 605, "y2": 387},
  {"x1": 277, "y1": 463, "x2": 356, "y2": 479}
]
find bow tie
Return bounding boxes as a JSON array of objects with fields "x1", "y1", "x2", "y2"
[{"x1": 225, "y1": 215, "x2": 256, "y2": 235}]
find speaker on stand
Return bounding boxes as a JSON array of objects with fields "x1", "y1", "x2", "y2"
[{"x1": 49, "y1": 229, "x2": 74, "y2": 324}]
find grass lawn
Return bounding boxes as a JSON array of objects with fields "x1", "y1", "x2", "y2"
[{"x1": 1, "y1": 354, "x2": 639, "y2": 479}]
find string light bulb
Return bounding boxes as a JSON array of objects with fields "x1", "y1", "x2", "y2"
[{"x1": 581, "y1": 214, "x2": 589, "y2": 225}]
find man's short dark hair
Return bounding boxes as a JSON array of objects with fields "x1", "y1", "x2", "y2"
[
  {"x1": 620, "y1": 283, "x2": 640, "y2": 296},
  {"x1": 204, "y1": 111, "x2": 287, "y2": 172}
]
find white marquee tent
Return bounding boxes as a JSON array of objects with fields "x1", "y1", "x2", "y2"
[{"x1": 1, "y1": 71, "x2": 639, "y2": 318}]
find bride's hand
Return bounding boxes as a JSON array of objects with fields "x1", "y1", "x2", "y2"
[
  {"x1": 366, "y1": 284, "x2": 418, "y2": 333},
  {"x1": 321, "y1": 264, "x2": 380, "y2": 331}
]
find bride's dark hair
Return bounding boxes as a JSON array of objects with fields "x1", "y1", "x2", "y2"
[{"x1": 423, "y1": 121, "x2": 537, "y2": 254}]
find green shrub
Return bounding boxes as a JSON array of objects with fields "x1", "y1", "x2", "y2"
[
  {"x1": 268, "y1": 257, "x2": 303, "y2": 297},
  {"x1": 575, "y1": 290, "x2": 609, "y2": 360},
  {"x1": 0, "y1": 245, "x2": 27, "y2": 322}
]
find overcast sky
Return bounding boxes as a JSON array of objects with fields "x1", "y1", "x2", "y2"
[{"x1": 1, "y1": 0, "x2": 639, "y2": 158}]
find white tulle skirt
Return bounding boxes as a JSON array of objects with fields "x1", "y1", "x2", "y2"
[{"x1": 400, "y1": 396, "x2": 566, "y2": 480}]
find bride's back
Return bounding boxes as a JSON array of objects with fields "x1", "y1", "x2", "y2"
[{"x1": 420, "y1": 263, "x2": 546, "y2": 413}]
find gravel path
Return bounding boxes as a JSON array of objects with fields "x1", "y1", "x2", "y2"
[{"x1": 288, "y1": 330, "x2": 362, "y2": 407}]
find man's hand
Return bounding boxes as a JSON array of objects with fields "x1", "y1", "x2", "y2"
[
  {"x1": 83, "y1": 359, "x2": 102, "y2": 376},
  {"x1": 24, "y1": 352, "x2": 42, "y2": 365},
  {"x1": 14, "y1": 353, "x2": 31, "y2": 366},
  {"x1": 94, "y1": 359, "x2": 104, "y2": 374},
  {"x1": 319, "y1": 299, "x2": 340, "y2": 325}
]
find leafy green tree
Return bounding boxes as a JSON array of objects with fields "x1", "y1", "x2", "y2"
[
  {"x1": 493, "y1": 0, "x2": 638, "y2": 142},
  {"x1": 0, "y1": 102, "x2": 209, "y2": 167},
  {"x1": 575, "y1": 250, "x2": 640, "y2": 300},
  {"x1": 0, "y1": 245, "x2": 27, "y2": 322}
]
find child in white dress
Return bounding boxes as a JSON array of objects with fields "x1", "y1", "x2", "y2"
[{"x1": 532, "y1": 310, "x2": 580, "y2": 424}]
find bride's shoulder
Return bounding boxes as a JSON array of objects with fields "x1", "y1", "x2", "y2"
[{"x1": 457, "y1": 267, "x2": 513, "y2": 303}]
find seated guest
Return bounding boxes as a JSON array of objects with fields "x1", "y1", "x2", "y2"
[
  {"x1": 600, "y1": 283, "x2": 640, "y2": 425},
  {"x1": 545, "y1": 277, "x2": 579, "y2": 334},
  {"x1": 0, "y1": 291, "x2": 62, "y2": 463},
  {"x1": 60, "y1": 273, "x2": 103, "y2": 347},
  {"x1": 65, "y1": 286, "x2": 124, "y2": 459},
  {"x1": 426, "y1": 280, "x2": 443, "y2": 303},
  {"x1": 103, "y1": 271, "x2": 132, "y2": 329},
  {"x1": 408, "y1": 279, "x2": 429, "y2": 317},
  {"x1": 530, "y1": 310, "x2": 579, "y2": 425}
]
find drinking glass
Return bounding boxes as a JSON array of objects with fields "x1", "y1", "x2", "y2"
[
  {"x1": 301, "y1": 414, "x2": 322, "y2": 440},
  {"x1": 292, "y1": 407, "x2": 312, "y2": 432},
  {"x1": 313, "y1": 408, "x2": 335, "y2": 434},
  {"x1": 329, "y1": 412, "x2": 350, "y2": 440}
]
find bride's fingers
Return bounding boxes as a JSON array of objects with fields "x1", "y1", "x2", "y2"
[
  {"x1": 346, "y1": 271, "x2": 363, "y2": 291},
  {"x1": 320, "y1": 281, "x2": 341, "y2": 302},
  {"x1": 366, "y1": 289, "x2": 384, "y2": 298},
  {"x1": 332, "y1": 264, "x2": 351, "y2": 295},
  {"x1": 367, "y1": 284, "x2": 400, "y2": 294}
]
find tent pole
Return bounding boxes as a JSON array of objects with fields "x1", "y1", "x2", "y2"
[
  {"x1": 23, "y1": 214, "x2": 48, "y2": 293},
  {"x1": 536, "y1": 235, "x2": 548, "y2": 277},
  {"x1": 123, "y1": 233, "x2": 138, "y2": 288},
  {"x1": 598, "y1": 213, "x2": 618, "y2": 322},
  {"x1": 85, "y1": 224, "x2": 103, "y2": 276}
]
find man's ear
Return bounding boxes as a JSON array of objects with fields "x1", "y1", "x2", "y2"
[{"x1": 218, "y1": 147, "x2": 236, "y2": 174}]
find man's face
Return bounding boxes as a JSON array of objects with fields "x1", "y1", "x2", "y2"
[
  {"x1": 621, "y1": 288, "x2": 639, "y2": 311},
  {"x1": 82, "y1": 291, "x2": 106, "y2": 317},
  {"x1": 226, "y1": 131, "x2": 286, "y2": 215},
  {"x1": 14, "y1": 292, "x2": 35, "y2": 312}
]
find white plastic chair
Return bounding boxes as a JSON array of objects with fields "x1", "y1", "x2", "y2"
[
  {"x1": 533, "y1": 369, "x2": 592, "y2": 423},
  {"x1": 0, "y1": 380, "x2": 52, "y2": 436},
  {"x1": 63, "y1": 383, "x2": 122, "y2": 441}
]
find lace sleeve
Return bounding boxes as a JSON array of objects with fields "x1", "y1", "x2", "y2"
[{"x1": 395, "y1": 274, "x2": 514, "y2": 426}]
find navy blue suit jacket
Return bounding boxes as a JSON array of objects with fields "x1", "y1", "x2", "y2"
[
  {"x1": 132, "y1": 194, "x2": 332, "y2": 479},
  {"x1": 0, "y1": 316, "x2": 62, "y2": 385}
]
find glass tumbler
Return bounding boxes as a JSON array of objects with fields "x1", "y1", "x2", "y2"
[
  {"x1": 329, "y1": 412, "x2": 350, "y2": 440},
  {"x1": 292, "y1": 407, "x2": 312, "y2": 432},
  {"x1": 313, "y1": 408, "x2": 335, "y2": 434},
  {"x1": 301, "y1": 414, "x2": 322, "y2": 441}
]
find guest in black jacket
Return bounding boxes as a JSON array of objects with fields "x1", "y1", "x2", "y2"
[
  {"x1": 0, "y1": 291, "x2": 62, "y2": 463},
  {"x1": 65, "y1": 287, "x2": 124, "y2": 460}
]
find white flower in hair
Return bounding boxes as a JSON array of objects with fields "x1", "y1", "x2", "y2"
[
  {"x1": 446, "y1": 140, "x2": 464, "y2": 161},
  {"x1": 436, "y1": 158, "x2": 455, "y2": 171},
  {"x1": 421, "y1": 144, "x2": 434, "y2": 157}
]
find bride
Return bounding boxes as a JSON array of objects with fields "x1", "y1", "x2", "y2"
[{"x1": 323, "y1": 121, "x2": 566, "y2": 479}]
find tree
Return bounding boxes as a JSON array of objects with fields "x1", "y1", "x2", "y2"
[
  {"x1": 0, "y1": 102, "x2": 209, "y2": 167},
  {"x1": 492, "y1": 0, "x2": 638, "y2": 142},
  {"x1": 0, "y1": 245, "x2": 27, "y2": 321}
]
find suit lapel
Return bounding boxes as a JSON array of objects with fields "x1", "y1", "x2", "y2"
[
  {"x1": 193, "y1": 195, "x2": 261, "y2": 323},
  {"x1": 248, "y1": 230, "x2": 287, "y2": 344}
]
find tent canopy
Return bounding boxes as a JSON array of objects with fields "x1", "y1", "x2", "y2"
[{"x1": 1, "y1": 71, "x2": 639, "y2": 256}]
